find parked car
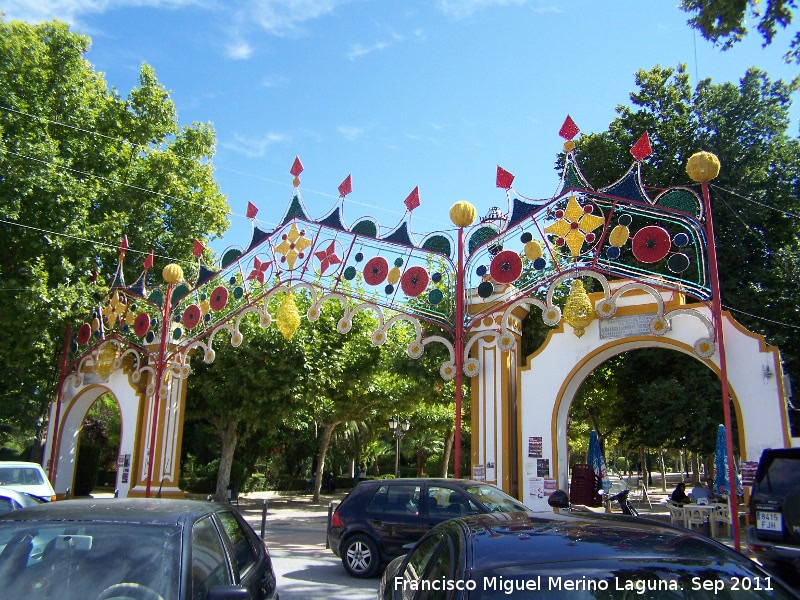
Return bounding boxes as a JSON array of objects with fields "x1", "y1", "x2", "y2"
[
  {"x1": 0, "y1": 498, "x2": 278, "y2": 600},
  {"x1": 379, "y1": 509, "x2": 800, "y2": 599},
  {"x1": 327, "y1": 477, "x2": 528, "y2": 578},
  {"x1": 0, "y1": 487, "x2": 45, "y2": 514},
  {"x1": 0, "y1": 461, "x2": 56, "y2": 502},
  {"x1": 747, "y1": 447, "x2": 800, "y2": 575}
]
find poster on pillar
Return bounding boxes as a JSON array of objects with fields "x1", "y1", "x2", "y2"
[{"x1": 524, "y1": 461, "x2": 550, "y2": 510}]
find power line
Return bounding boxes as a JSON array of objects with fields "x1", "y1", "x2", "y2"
[{"x1": 710, "y1": 183, "x2": 800, "y2": 219}]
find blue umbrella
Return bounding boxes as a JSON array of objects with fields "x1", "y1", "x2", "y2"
[
  {"x1": 588, "y1": 430, "x2": 611, "y2": 493},
  {"x1": 714, "y1": 424, "x2": 742, "y2": 497}
]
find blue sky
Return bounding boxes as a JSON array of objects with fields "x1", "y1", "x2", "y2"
[{"x1": 4, "y1": 1, "x2": 799, "y2": 256}]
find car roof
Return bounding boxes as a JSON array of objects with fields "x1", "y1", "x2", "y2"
[
  {"x1": 0, "y1": 498, "x2": 230, "y2": 526},
  {"x1": 451, "y1": 511, "x2": 746, "y2": 571},
  {"x1": 359, "y1": 478, "x2": 481, "y2": 487},
  {"x1": 0, "y1": 461, "x2": 46, "y2": 468}
]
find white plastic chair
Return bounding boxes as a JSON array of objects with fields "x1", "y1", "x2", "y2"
[
  {"x1": 683, "y1": 506, "x2": 708, "y2": 533},
  {"x1": 667, "y1": 502, "x2": 686, "y2": 527},
  {"x1": 710, "y1": 504, "x2": 732, "y2": 539}
]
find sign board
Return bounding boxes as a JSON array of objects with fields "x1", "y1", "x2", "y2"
[
  {"x1": 599, "y1": 314, "x2": 670, "y2": 339},
  {"x1": 740, "y1": 461, "x2": 759, "y2": 486},
  {"x1": 472, "y1": 465, "x2": 485, "y2": 481}
]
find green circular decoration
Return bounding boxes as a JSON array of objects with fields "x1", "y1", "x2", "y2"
[
  {"x1": 172, "y1": 283, "x2": 191, "y2": 302},
  {"x1": 428, "y1": 288, "x2": 444, "y2": 305},
  {"x1": 668, "y1": 253, "x2": 690, "y2": 273},
  {"x1": 344, "y1": 266, "x2": 357, "y2": 280},
  {"x1": 468, "y1": 225, "x2": 499, "y2": 254},
  {"x1": 394, "y1": 257, "x2": 404, "y2": 267},
  {"x1": 477, "y1": 281, "x2": 494, "y2": 298},
  {"x1": 233, "y1": 286, "x2": 244, "y2": 299},
  {"x1": 172, "y1": 327, "x2": 182, "y2": 340},
  {"x1": 221, "y1": 248, "x2": 242, "y2": 267},
  {"x1": 148, "y1": 288, "x2": 164, "y2": 308}
]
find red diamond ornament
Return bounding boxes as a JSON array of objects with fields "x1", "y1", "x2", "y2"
[
  {"x1": 559, "y1": 115, "x2": 580, "y2": 140},
  {"x1": 290, "y1": 156, "x2": 304, "y2": 177},
  {"x1": 630, "y1": 132, "x2": 652, "y2": 161},
  {"x1": 404, "y1": 186, "x2": 421, "y2": 211},
  {"x1": 496, "y1": 166, "x2": 515, "y2": 190}
]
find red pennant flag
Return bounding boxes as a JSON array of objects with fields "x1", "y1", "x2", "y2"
[
  {"x1": 193, "y1": 239, "x2": 205, "y2": 258},
  {"x1": 630, "y1": 132, "x2": 652, "y2": 161},
  {"x1": 496, "y1": 166, "x2": 515, "y2": 190},
  {"x1": 246, "y1": 201, "x2": 258, "y2": 219},
  {"x1": 119, "y1": 235, "x2": 129, "y2": 254},
  {"x1": 404, "y1": 186, "x2": 421, "y2": 211},
  {"x1": 338, "y1": 174, "x2": 353, "y2": 197},
  {"x1": 290, "y1": 156, "x2": 304, "y2": 177},
  {"x1": 143, "y1": 250, "x2": 154, "y2": 270},
  {"x1": 559, "y1": 115, "x2": 580, "y2": 140}
]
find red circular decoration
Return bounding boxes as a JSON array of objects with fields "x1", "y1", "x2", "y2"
[
  {"x1": 363, "y1": 256, "x2": 389, "y2": 286},
  {"x1": 489, "y1": 250, "x2": 523, "y2": 284},
  {"x1": 133, "y1": 312, "x2": 151, "y2": 337},
  {"x1": 183, "y1": 305, "x2": 202, "y2": 329},
  {"x1": 400, "y1": 266, "x2": 430, "y2": 297},
  {"x1": 77, "y1": 323, "x2": 92, "y2": 345},
  {"x1": 210, "y1": 286, "x2": 229, "y2": 311},
  {"x1": 632, "y1": 226, "x2": 671, "y2": 263}
]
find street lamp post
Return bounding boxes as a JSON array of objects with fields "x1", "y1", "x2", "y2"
[{"x1": 388, "y1": 417, "x2": 410, "y2": 478}]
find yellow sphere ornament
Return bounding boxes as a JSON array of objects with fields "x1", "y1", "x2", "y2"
[
  {"x1": 449, "y1": 201, "x2": 477, "y2": 228},
  {"x1": 686, "y1": 151, "x2": 721, "y2": 183},
  {"x1": 162, "y1": 263, "x2": 184, "y2": 285}
]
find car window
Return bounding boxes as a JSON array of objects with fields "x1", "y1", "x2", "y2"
[
  {"x1": 367, "y1": 484, "x2": 420, "y2": 515},
  {"x1": 465, "y1": 484, "x2": 528, "y2": 513},
  {"x1": 191, "y1": 515, "x2": 232, "y2": 600},
  {"x1": 399, "y1": 533, "x2": 447, "y2": 600},
  {"x1": 0, "y1": 497, "x2": 15, "y2": 513},
  {"x1": 428, "y1": 485, "x2": 480, "y2": 517},
  {"x1": 756, "y1": 456, "x2": 798, "y2": 496},
  {"x1": 216, "y1": 510, "x2": 257, "y2": 577},
  {"x1": 0, "y1": 467, "x2": 44, "y2": 486},
  {"x1": 0, "y1": 522, "x2": 179, "y2": 599}
]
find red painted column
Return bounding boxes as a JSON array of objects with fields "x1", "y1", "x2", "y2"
[{"x1": 453, "y1": 226, "x2": 465, "y2": 479}]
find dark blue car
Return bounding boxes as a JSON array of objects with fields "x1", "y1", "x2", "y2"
[{"x1": 0, "y1": 498, "x2": 278, "y2": 600}]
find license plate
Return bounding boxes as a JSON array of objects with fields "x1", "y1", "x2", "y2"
[{"x1": 756, "y1": 511, "x2": 782, "y2": 531}]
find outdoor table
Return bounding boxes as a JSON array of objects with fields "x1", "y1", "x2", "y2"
[{"x1": 683, "y1": 503, "x2": 721, "y2": 538}]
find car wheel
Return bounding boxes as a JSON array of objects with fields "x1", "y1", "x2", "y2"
[{"x1": 342, "y1": 534, "x2": 380, "y2": 578}]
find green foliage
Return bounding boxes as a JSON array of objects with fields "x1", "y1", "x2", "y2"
[
  {"x1": 0, "y1": 19, "x2": 229, "y2": 439},
  {"x1": 74, "y1": 443, "x2": 101, "y2": 496},
  {"x1": 681, "y1": 0, "x2": 800, "y2": 65}
]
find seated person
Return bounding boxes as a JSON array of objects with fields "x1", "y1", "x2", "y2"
[
  {"x1": 670, "y1": 482, "x2": 691, "y2": 504},
  {"x1": 690, "y1": 478, "x2": 714, "y2": 504}
]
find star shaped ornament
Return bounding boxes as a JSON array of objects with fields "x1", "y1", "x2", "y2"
[{"x1": 274, "y1": 223, "x2": 312, "y2": 269}]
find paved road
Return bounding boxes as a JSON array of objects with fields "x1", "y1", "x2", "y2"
[{"x1": 237, "y1": 492, "x2": 379, "y2": 600}]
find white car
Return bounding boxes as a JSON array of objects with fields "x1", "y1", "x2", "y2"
[{"x1": 0, "y1": 461, "x2": 56, "y2": 502}]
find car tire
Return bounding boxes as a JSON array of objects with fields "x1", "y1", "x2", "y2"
[{"x1": 342, "y1": 533, "x2": 381, "y2": 578}]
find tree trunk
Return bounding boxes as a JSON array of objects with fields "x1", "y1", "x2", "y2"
[
  {"x1": 214, "y1": 420, "x2": 239, "y2": 503},
  {"x1": 441, "y1": 429, "x2": 454, "y2": 478},
  {"x1": 416, "y1": 449, "x2": 425, "y2": 476},
  {"x1": 313, "y1": 422, "x2": 338, "y2": 502},
  {"x1": 658, "y1": 449, "x2": 667, "y2": 493}
]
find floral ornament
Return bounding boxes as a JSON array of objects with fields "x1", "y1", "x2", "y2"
[
  {"x1": 133, "y1": 312, "x2": 151, "y2": 337},
  {"x1": 274, "y1": 223, "x2": 312, "y2": 269},
  {"x1": 596, "y1": 299, "x2": 616, "y2": 318},
  {"x1": 544, "y1": 195, "x2": 605, "y2": 257},
  {"x1": 210, "y1": 286, "x2": 229, "y2": 311},
  {"x1": 542, "y1": 305, "x2": 562, "y2": 327},
  {"x1": 407, "y1": 341, "x2": 424, "y2": 359},
  {"x1": 337, "y1": 318, "x2": 353, "y2": 334},
  {"x1": 631, "y1": 226, "x2": 671, "y2": 263},
  {"x1": 182, "y1": 305, "x2": 202, "y2": 329},
  {"x1": 101, "y1": 291, "x2": 127, "y2": 329},
  {"x1": 363, "y1": 256, "x2": 389, "y2": 286},
  {"x1": 694, "y1": 337, "x2": 716, "y2": 358},
  {"x1": 371, "y1": 329, "x2": 387, "y2": 345},
  {"x1": 649, "y1": 316, "x2": 669, "y2": 335},
  {"x1": 246, "y1": 256, "x2": 272, "y2": 284},
  {"x1": 313, "y1": 240, "x2": 342, "y2": 275},
  {"x1": 498, "y1": 332, "x2": 515, "y2": 351},
  {"x1": 401, "y1": 266, "x2": 429, "y2": 297},
  {"x1": 490, "y1": 250, "x2": 523, "y2": 284},
  {"x1": 440, "y1": 361, "x2": 456, "y2": 380},
  {"x1": 464, "y1": 358, "x2": 480, "y2": 377}
]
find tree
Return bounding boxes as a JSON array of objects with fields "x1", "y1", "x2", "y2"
[
  {"x1": 0, "y1": 20, "x2": 229, "y2": 443},
  {"x1": 681, "y1": 0, "x2": 800, "y2": 65},
  {"x1": 573, "y1": 64, "x2": 800, "y2": 402}
]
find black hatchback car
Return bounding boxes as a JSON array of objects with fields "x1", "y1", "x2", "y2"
[
  {"x1": 747, "y1": 447, "x2": 800, "y2": 575},
  {"x1": 0, "y1": 498, "x2": 278, "y2": 600},
  {"x1": 327, "y1": 477, "x2": 528, "y2": 578},
  {"x1": 380, "y1": 510, "x2": 800, "y2": 599}
]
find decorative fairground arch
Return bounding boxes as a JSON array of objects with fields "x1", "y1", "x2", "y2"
[{"x1": 44, "y1": 118, "x2": 792, "y2": 548}]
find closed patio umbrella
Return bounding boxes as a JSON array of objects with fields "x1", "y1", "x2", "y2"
[
  {"x1": 588, "y1": 430, "x2": 611, "y2": 493},
  {"x1": 714, "y1": 424, "x2": 742, "y2": 497}
]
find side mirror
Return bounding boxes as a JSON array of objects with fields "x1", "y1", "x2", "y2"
[
  {"x1": 207, "y1": 585, "x2": 252, "y2": 599},
  {"x1": 548, "y1": 489, "x2": 570, "y2": 509}
]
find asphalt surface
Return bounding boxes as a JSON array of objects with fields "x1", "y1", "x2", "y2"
[{"x1": 236, "y1": 491, "x2": 379, "y2": 600}]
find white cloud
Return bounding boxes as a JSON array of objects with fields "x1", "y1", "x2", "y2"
[
  {"x1": 1, "y1": 0, "x2": 207, "y2": 25},
  {"x1": 337, "y1": 125, "x2": 364, "y2": 141},
  {"x1": 222, "y1": 131, "x2": 286, "y2": 157},
  {"x1": 347, "y1": 40, "x2": 388, "y2": 61},
  {"x1": 436, "y1": 0, "x2": 550, "y2": 19},
  {"x1": 244, "y1": 0, "x2": 352, "y2": 37}
]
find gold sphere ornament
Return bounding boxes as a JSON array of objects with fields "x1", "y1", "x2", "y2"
[
  {"x1": 162, "y1": 263, "x2": 184, "y2": 285},
  {"x1": 686, "y1": 151, "x2": 721, "y2": 183},
  {"x1": 563, "y1": 279, "x2": 595, "y2": 338},
  {"x1": 449, "y1": 201, "x2": 476, "y2": 228}
]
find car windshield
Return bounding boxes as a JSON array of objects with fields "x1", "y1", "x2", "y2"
[
  {"x1": 0, "y1": 521, "x2": 181, "y2": 599},
  {"x1": 469, "y1": 559, "x2": 796, "y2": 599},
  {"x1": 466, "y1": 485, "x2": 529, "y2": 512},
  {"x1": 0, "y1": 466, "x2": 45, "y2": 486}
]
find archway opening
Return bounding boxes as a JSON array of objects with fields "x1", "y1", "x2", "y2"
[{"x1": 75, "y1": 393, "x2": 121, "y2": 497}]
